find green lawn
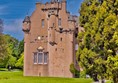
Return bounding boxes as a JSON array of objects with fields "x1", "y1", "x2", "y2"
[
  {"x1": 0, "y1": 71, "x2": 93, "y2": 83},
  {"x1": 106, "y1": 81, "x2": 113, "y2": 83}
]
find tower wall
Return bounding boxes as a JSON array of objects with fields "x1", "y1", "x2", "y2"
[{"x1": 23, "y1": 0, "x2": 78, "y2": 78}]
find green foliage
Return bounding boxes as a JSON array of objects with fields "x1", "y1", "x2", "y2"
[
  {"x1": 80, "y1": 71, "x2": 86, "y2": 78},
  {"x1": 0, "y1": 34, "x2": 7, "y2": 61},
  {"x1": 6, "y1": 56, "x2": 17, "y2": 68},
  {"x1": 70, "y1": 63, "x2": 80, "y2": 78},
  {"x1": 0, "y1": 34, "x2": 24, "y2": 69},
  {"x1": 3, "y1": 35, "x2": 18, "y2": 68},
  {"x1": 0, "y1": 19, "x2": 24, "y2": 69},
  {"x1": 13, "y1": 39, "x2": 24, "y2": 59},
  {"x1": 78, "y1": 0, "x2": 118, "y2": 82},
  {"x1": 107, "y1": 56, "x2": 118, "y2": 82},
  {"x1": 15, "y1": 52, "x2": 24, "y2": 69}
]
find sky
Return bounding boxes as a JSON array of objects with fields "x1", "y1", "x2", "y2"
[{"x1": 0, "y1": 0, "x2": 83, "y2": 41}]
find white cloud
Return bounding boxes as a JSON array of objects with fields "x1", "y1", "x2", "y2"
[
  {"x1": 4, "y1": 19, "x2": 23, "y2": 32},
  {"x1": 3, "y1": 19, "x2": 24, "y2": 40}
]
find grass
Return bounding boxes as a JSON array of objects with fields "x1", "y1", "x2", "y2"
[
  {"x1": 0, "y1": 68, "x2": 8, "y2": 71},
  {"x1": 106, "y1": 81, "x2": 113, "y2": 83},
  {"x1": 0, "y1": 71, "x2": 93, "y2": 83}
]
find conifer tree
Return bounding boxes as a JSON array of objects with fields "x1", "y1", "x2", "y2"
[{"x1": 77, "y1": 0, "x2": 118, "y2": 82}]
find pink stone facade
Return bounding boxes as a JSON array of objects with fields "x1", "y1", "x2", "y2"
[{"x1": 22, "y1": 0, "x2": 81, "y2": 78}]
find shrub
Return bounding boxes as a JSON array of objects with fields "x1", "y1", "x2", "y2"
[{"x1": 70, "y1": 63, "x2": 80, "y2": 78}]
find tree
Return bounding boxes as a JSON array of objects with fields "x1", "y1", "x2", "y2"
[
  {"x1": 12, "y1": 39, "x2": 24, "y2": 59},
  {"x1": 0, "y1": 19, "x2": 6, "y2": 62},
  {"x1": 15, "y1": 52, "x2": 24, "y2": 70},
  {"x1": 17, "y1": 39, "x2": 24, "y2": 59},
  {"x1": 78, "y1": 0, "x2": 118, "y2": 82},
  {"x1": 2, "y1": 35, "x2": 19, "y2": 68},
  {"x1": 6, "y1": 56, "x2": 17, "y2": 69},
  {"x1": 0, "y1": 35, "x2": 6, "y2": 59},
  {"x1": 0, "y1": 34, "x2": 24, "y2": 69},
  {"x1": 70, "y1": 63, "x2": 80, "y2": 78}
]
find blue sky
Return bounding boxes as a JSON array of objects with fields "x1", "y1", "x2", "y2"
[{"x1": 0, "y1": 0, "x2": 83, "y2": 41}]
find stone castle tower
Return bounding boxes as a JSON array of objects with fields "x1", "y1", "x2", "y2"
[{"x1": 22, "y1": 0, "x2": 80, "y2": 77}]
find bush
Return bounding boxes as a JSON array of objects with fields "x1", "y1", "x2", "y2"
[
  {"x1": 6, "y1": 56, "x2": 17, "y2": 69},
  {"x1": 70, "y1": 63, "x2": 80, "y2": 78},
  {"x1": 15, "y1": 52, "x2": 24, "y2": 70},
  {"x1": 80, "y1": 70, "x2": 86, "y2": 78}
]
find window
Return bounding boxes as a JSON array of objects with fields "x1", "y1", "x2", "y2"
[
  {"x1": 53, "y1": 23, "x2": 55, "y2": 27},
  {"x1": 33, "y1": 53, "x2": 37, "y2": 64},
  {"x1": 42, "y1": 19, "x2": 44, "y2": 27},
  {"x1": 33, "y1": 52, "x2": 48, "y2": 64},
  {"x1": 38, "y1": 53, "x2": 43, "y2": 64},
  {"x1": 58, "y1": 18, "x2": 61, "y2": 26},
  {"x1": 55, "y1": 48, "x2": 57, "y2": 51},
  {"x1": 60, "y1": 37, "x2": 62, "y2": 41},
  {"x1": 44, "y1": 53, "x2": 48, "y2": 64}
]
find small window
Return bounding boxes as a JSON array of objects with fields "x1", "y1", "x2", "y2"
[
  {"x1": 53, "y1": 23, "x2": 55, "y2": 27},
  {"x1": 55, "y1": 48, "x2": 57, "y2": 51},
  {"x1": 58, "y1": 18, "x2": 61, "y2": 26},
  {"x1": 44, "y1": 53, "x2": 48, "y2": 64},
  {"x1": 42, "y1": 19, "x2": 44, "y2": 27},
  {"x1": 42, "y1": 36, "x2": 44, "y2": 40},
  {"x1": 60, "y1": 37, "x2": 62, "y2": 41},
  {"x1": 33, "y1": 53, "x2": 37, "y2": 64},
  {"x1": 38, "y1": 53, "x2": 43, "y2": 64}
]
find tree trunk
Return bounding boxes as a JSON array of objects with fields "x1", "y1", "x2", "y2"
[
  {"x1": 93, "y1": 73, "x2": 99, "y2": 82},
  {"x1": 113, "y1": 76, "x2": 118, "y2": 83},
  {"x1": 101, "y1": 76, "x2": 105, "y2": 83}
]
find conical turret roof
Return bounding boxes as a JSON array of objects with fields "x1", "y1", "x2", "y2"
[{"x1": 23, "y1": 16, "x2": 31, "y2": 23}]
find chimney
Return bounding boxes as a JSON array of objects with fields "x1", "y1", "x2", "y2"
[
  {"x1": 62, "y1": 0, "x2": 66, "y2": 2},
  {"x1": 36, "y1": 2, "x2": 41, "y2": 9},
  {"x1": 61, "y1": 0, "x2": 66, "y2": 11}
]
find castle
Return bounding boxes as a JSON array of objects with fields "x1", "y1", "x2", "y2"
[{"x1": 22, "y1": 0, "x2": 83, "y2": 78}]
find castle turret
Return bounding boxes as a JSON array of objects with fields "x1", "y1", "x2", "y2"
[
  {"x1": 22, "y1": 16, "x2": 31, "y2": 76},
  {"x1": 48, "y1": 11, "x2": 57, "y2": 46},
  {"x1": 22, "y1": 16, "x2": 31, "y2": 32}
]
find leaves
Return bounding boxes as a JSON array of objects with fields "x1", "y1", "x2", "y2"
[
  {"x1": 15, "y1": 52, "x2": 24, "y2": 69},
  {"x1": 78, "y1": 0, "x2": 118, "y2": 82}
]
